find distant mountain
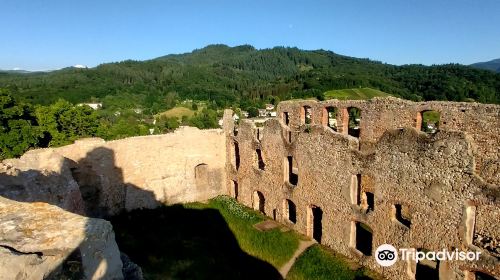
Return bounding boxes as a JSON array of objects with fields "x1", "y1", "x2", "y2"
[
  {"x1": 0, "y1": 69, "x2": 54, "y2": 74},
  {"x1": 0, "y1": 69, "x2": 33, "y2": 74},
  {"x1": 470, "y1": 58, "x2": 500, "y2": 73},
  {"x1": 0, "y1": 44, "x2": 499, "y2": 106}
]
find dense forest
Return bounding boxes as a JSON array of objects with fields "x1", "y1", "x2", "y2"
[
  {"x1": 1, "y1": 44, "x2": 499, "y2": 109},
  {"x1": 1, "y1": 44, "x2": 499, "y2": 159}
]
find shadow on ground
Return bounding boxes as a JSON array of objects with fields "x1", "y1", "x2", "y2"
[{"x1": 110, "y1": 205, "x2": 283, "y2": 280}]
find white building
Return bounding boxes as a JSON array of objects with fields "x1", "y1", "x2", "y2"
[
  {"x1": 77, "y1": 103, "x2": 102, "y2": 110},
  {"x1": 265, "y1": 104, "x2": 275, "y2": 111}
]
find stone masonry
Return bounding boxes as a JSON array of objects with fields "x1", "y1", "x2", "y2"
[
  {"x1": 224, "y1": 97, "x2": 499, "y2": 280},
  {"x1": 0, "y1": 126, "x2": 226, "y2": 279},
  {"x1": 48, "y1": 126, "x2": 225, "y2": 216}
]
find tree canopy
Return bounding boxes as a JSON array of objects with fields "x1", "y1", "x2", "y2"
[{"x1": 1, "y1": 45, "x2": 498, "y2": 109}]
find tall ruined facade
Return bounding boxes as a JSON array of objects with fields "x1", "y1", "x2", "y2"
[{"x1": 224, "y1": 97, "x2": 499, "y2": 280}]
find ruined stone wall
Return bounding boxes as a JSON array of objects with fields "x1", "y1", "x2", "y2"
[
  {"x1": 0, "y1": 127, "x2": 225, "y2": 279},
  {"x1": 224, "y1": 97, "x2": 499, "y2": 280},
  {"x1": 1, "y1": 126, "x2": 226, "y2": 217},
  {"x1": 54, "y1": 126, "x2": 226, "y2": 215}
]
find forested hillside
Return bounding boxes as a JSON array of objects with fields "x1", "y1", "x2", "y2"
[
  {"x1": 1, "y1": 44, "x2": 499, "y2": 110},
  {"x1": 470, "y1": 58, "x2": 500, "y2": 73}
]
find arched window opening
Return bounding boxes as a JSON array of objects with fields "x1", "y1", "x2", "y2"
[{"x1": 194, "y1": 164, "x2": 209, "y2": 188}]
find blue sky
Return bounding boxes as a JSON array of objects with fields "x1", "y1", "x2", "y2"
[{"x1": 1, "y1": 0, "x2": 499, "y2": 70}]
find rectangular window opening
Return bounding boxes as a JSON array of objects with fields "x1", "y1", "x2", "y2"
[
  {"x1": 234, "y1": 142, "x2": 240, "y2": 170},
  {"x1": 283, "y1": 112, "x2": 290, "y2": 125},
  {"x1": 256, "y1": 149, "x2": 265, "y2": 170},
  {"x1": 365, "y1": 191, "x2": 374, "y2": 212},
  {"x1": 302, "y1": 106, "x2": 312, "y2": 124},
  {"x1": 286, "y1": 156, "x2": 299, "y2": 185},
  {"x1": 324, "y1": 107, "x2": 338, "y2": 131},
  {"x1": 347, "y1": 107, "x2": 361, "y2": 138},
  {"x1": 417, "y1": 110, "x2": 440, "y2": 134},
  {"x1": 355, "y1": 222, "x2": 373, "y2": 256}
]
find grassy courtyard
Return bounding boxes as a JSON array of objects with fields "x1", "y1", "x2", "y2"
[
  {"x1": 185, "y1": 196, "x2": 302, "y2": 268},
  {"x1": 111, "y1": 196, "x2": 379, "y2": 279}
]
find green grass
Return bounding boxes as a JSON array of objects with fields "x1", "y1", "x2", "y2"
[
  {"x1": 186, "y1": 196, "x2": 301, "y2": 268},
  {"x1": 287, "y1": 245, "x2": 379, "y2": 280},
  {"x1": 158, "y1": 106, "x2": 197, "y2": 119},
  {"x1": 111, "y1": 196, "x2": 379, "y2": 279},
  {"x1": 324, "y1": 87, "x2": 391, "y2": 100},
  {"x1": 422, "y1": 110, "x2": 440, "y2": 125},
  {"x1": 111, "y1": 196, "x2": 300, "y2": 279}
]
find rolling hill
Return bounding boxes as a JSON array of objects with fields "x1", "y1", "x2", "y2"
[
  {"x1": 0, "y1": 44, "x2": 499, "y2": 108},
  {"x1": 470, "y1": 58, "x2": 500, "y2": 73}
]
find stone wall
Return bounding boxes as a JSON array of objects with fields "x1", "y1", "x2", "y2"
[
  {"x1": 0, "y1": 126, "x2": 225, "y2": 279},
  {"x1": 224, "y1": 97, "x2": 499, "y2": 280},
  {"x1": 1, "y1": 126, "x2": 225, "y2": 217},
  {"x1": 53, "y1": 126, "x2": 226, "y2": 216}
]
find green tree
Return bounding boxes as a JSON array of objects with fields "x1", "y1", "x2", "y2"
[
  {"x1": 247, "y1": 107, "x2": 259, "y2": 118},
  {"x1": 156, "y1": 116, "x2": 180, "y2": 132},
  {"x1": 96, "y1": 118, "x2": 148, "y2": 140},
  {"x1": 188, "y1": 108, "x2": 219, "y2": 129},
  {"x1": 164, "y1": 92, "x2": 179, "y2": 109},
  {"x1": 36, "y1": 100, "x2": 99, "y2": 146},
  {"x1": 0, "y1": 89, "x2": 41, "y2": 159}
]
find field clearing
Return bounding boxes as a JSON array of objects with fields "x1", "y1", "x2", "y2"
[
  {"x1": 324, "y1": 88, "x2": 391, "y2": 100},
  {"x1": 157, "y1": 106, "x2": 197, "y2": 119}
]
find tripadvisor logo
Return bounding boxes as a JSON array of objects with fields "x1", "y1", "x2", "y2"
[
  {"x1": 374, "y1": 244, "x2": 481, "y2": 267},
  {"x1": 375, "y1": 244, "x2": 398, "y2": 267}
]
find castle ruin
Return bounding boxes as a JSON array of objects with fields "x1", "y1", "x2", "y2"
[
  {"x1": 224, "y1": 97, "x2": 499, "y2": 280},
  {"x1": 0, "y1": 97, "x2": 498, "y2": 279}
]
